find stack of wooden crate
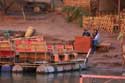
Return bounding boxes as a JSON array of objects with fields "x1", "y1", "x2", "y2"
[
  {"x1": 120, "y1": 11, "x2": 125, "y2": 32},
  {"x1": 121, "y1": 18, "x2": 125, "y2": 32},
  {"x1": 82, "y1": 16, "x2": 92, "y2": 28},
  {"x1": 83, "y1": 15, "x2": 116, "y2": 32},
  {"x1": 64, "y1": 0, "x2": 90, "y2": 10}
]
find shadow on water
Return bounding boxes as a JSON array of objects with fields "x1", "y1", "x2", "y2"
[{"x1": 0, "y1": 69, "x2": 125, "y2": 83}]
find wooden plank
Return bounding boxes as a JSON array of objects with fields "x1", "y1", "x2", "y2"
[{"x1": 81, "y1": 74, "x2": 125, "y2": 80}]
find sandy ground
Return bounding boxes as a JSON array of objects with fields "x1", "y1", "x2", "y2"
[
  {"x1": 0, "y1": 12, "x2": 83, "y2": 41},
  {"x1": 0, "y1": 12, "x2": 124, "y2": 72}
]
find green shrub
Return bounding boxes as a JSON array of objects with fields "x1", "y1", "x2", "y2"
[{"x1": 62, "y1": 6, "x2": 89, "y2": 27}]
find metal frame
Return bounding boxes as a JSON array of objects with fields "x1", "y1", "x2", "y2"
[{"x1": 80, "y1": 74, "x2": 125, "y2": 83}]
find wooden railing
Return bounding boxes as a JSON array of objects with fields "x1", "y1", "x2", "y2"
[{"x1": 80, "y1": 74, "x2": 125, "y2": 83}]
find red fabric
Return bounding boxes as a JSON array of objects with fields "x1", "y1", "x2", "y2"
[
  {"x1": 74, "y1": 36, "x2": 91, "y2": 53},
  {"x1": 0, "y1": 51, "x2": 15, "y2": 57}
]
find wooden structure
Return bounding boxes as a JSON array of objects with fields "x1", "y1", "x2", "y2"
[
  {"x1": 12, "y1": 47, "x2": 91, "y2": 73},
  {"x1": 82, "y1": 13, "x2": 125, "y2": 33},
  {"x1": 80, "y1": 74, "x2": 125, "y2": 83},
  {"x1": 0, "y1": 40, "x2": 15, "y2": 62},
  {"x1": 63, "y1": 0, "x2": 90, "y2": 11},
  {"x1": 63, "y1": 0, "x2": 125, "y2": 16},
  {"x1": 47, "y1": 44, "x2": 78, "y2": 62},
  {"x1": 0, "y1": 0, "x2": 51, "y2": 14},
  {"x1": 0, "y1": 0, "x2": 23, "y2": 13},
  {"x1": 11, "y1": 58, "x2": 87, "y2": 73},
  {"x1": 97, "y1": 42, "x2": 111, "y2": 52},
  {"x1": 82, "y1": 15, "x2": 121, "y2": 33},
  {"x1": 13, "y1": 37, "x2": 48, "y2": 62},
  {"x1": 120, "y1": 12, "x2": 125, "y2": 32}
]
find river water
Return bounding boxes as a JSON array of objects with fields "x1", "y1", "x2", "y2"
[
  {"x1": 0, "y1": 72, "x2": 79, "y2": 83},
  {"x1": 0, "y1": 69, "x2": 125, "y2": 83}
]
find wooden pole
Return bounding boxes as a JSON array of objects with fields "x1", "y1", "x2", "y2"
[
  {"x1": 0, "y1": 0, "x2": 5, "y2": 21},
  {"x1": 96, "y1": 0, "x2": 99, "y2": 16},
  {"x1": 35, "y1": 46, "x2": 37, "y2": 63},
  {"x1": 118, "y1": 0, "x2": 121, "y2": 31},
  {"x1": 45, "y1": 41, "x2": 47, "y2": 61},
  {"x1": 80, "y1": 77, "x2": 83, "y2": 83},
  {"x1": 122, "y1": 44, "x2": 125, "y2": 72},
  {"x1": 21, "y1": 7, "x2": 26, "y2": 21},
  {"x1": 118, "y1": 0, "x2": 120, "y2": 16},
  {"x1": 0, "y1": 42, "x2": 1, "y2": 63},
  {"x1": 2, "y1": 0, "x2": 6, "y2": 14},
  {"x1": 24, "y1": 38, "x2": 27, "y2": 63},
  {"x1": 51, "y1": 0, "x2": 55, "y2": 11},
  {"x1": 117, "y1": 0, "x2": 125, "y2": 72},
  {"x1": 81, "y1": 74, "x2": 125, "y2": 80}
]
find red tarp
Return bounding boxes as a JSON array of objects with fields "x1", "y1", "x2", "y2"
[
  {"x1": 74, "y1": 36, "x2": 91, "y2": 53},
  {"x1": 0, "y1": 50, "x2": 15, "y2": 57},
  {"x1": 0, "y1": 41, "x2": 15, "y2": 57}
]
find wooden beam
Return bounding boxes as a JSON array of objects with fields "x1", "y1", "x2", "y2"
[
  {"x1": 81, "y1": 74, "x2": 125, "y2": 80},
  {"x1": 1, "y1": 0, "x2": 6, "y2": 13},
  {"x1": 4, "y1": 0, "x2": 17, "y2": 14},
  {"x1": 118, "y1": 0, "x2": 120, "y2": 15}
]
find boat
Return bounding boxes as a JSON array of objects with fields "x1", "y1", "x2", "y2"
[{"x1": 0, "y1": 36, "x2": 90, "y2": 73}]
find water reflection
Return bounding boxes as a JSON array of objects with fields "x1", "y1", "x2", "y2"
[
  {"x1": 1, "y1": 72, "x2": 12, "y2": 79},
  {"x1": 0, "y1": 72, "x2": 13, "y2": 83},
  {"x1": 36, "y1": 72, "x2": 79, "y2": 83},
  {"x1": 0, "y1": 72, "x2": 80, "y2": 83},
  {"x1": 12, "y1": 73, "x2": 23, "y2": 80},
  {"x1": 0, "y1": 70, "x2": 124, "y2": 83}
]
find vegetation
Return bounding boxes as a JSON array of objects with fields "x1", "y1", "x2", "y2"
[{"x1": 62, "y1": 6, "x2": 89, "y2": 27}]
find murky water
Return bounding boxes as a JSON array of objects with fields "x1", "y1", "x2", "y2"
[
  {"x1": 0, "y1": 69, "x2": 125, "y2": 83},
  {"x1": 0, "y1": 72, "x2": 80, "y2": 83}
]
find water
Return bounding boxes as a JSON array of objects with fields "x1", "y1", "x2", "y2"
[
  {"x1": 0, "y1": 72, "x2": 80, "y2": 83},
  {"x1": 0, "y1": 69, "x2": 124, "y2": 83}
]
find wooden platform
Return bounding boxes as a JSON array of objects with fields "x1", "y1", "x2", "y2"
[
  {"x1": 0, "y1": 58, "x2": 87, "y2": 74},
  {"x1": 98, "y1": 42, "x2": 111, "y2": 52}
]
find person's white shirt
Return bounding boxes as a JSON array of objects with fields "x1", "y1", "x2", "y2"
[{"x1": 94, "y1": 33, "x2": 100, "y2": 43}]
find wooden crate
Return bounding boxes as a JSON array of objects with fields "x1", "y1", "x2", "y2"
[
  {"x1": 19, "y1": 53, "x2": 50, "y2": 62},
  {"x1": 82, "y1": 15, "x2": 115, "y2": 32}
]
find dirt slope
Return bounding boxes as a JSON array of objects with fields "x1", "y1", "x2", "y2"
[{"x1": 0, "y1": 12, "x2": 83, "y2": 41}]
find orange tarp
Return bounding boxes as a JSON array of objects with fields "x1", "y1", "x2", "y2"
[
  {"x1": 74, "y1": 36, "x2": 91, "y2": 53},
  {"x1": 14, "y1": 38, "x2": 47, "y2": 52}
]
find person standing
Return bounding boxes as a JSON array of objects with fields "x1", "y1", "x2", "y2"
[{"x1": 92, "y1": 29, "x2": 100, "y2": 54}]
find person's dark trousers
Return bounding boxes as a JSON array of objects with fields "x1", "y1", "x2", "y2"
[{"x1": 92, "y1": 40, "x2": 98, "y2": 53}]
